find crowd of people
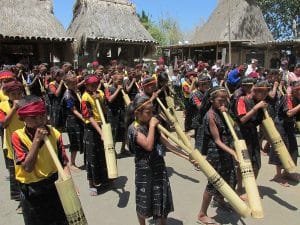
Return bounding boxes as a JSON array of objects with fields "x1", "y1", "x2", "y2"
[{"x1": 0, "y1": 56, "x2": 299, "y2": 225}]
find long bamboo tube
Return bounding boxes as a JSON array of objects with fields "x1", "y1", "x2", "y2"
[
  {"x1": 222, "y1": 112, "x2": 264, "y2": 218},
  {"x1": 44, "y1": 137, "x2": 88, "y2": 225},
  {"x1": 157, "y1": 124, "x2": 251, "y2": 218},
  {"x1": 38, "y1": 78, "x2": 45, "y2": 93},
  {"x1": 95, "y1": 99, "x2": 118, "y2": 179},
  {"x1": 21, "y1": 74, "x2": 31, "y2": 96},
  {"x1": 156, "y1": 98, "x2": 192, "y2": 149},
  {"x1": 121, "y1": 89, "x2": 131, "y2": 106},
  {"x1": 262, "y1": 108, "x2": 296, "y2": 173}
]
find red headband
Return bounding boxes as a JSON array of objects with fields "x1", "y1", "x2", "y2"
[
  {"x1": 85, "y1": 76, "x2": 99, "y2": 84},
  {"x1": 0, "y1": 71, "x2": 14, "y2": 80},
  {"x1": 142, "y1": 80, "x2": 157, "y2": 87},
  {"x1": 17, "y1": 100, "x2": 46, "y2": 118}
]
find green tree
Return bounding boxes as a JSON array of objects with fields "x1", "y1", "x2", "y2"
[
  {"x1": 257, "y1": 0, "x2": 300, "y2": 40},
  {"x1": 137, "y1": 10, "x2": 166, "y2": 45},
  {"x1": 159, "y1": 16, "x2": 183, "y2": 45}
]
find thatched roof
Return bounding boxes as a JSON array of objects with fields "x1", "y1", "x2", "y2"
[
  {"x1": 67, "y1": 0, "x2": 156, "y2": 47},
  {"x1": 190, "y1": 0, "x2": 274, "y2": 45},
  {"x1": 0, "y1": 0, "x2": 73, "y2": 41}
]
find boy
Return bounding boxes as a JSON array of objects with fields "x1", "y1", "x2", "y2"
[
  {"x1": 11, "y1": 96, "x2": 69, "y2": 225},
  {"x1": 0, "y1": 80, "x2": 24, "y2": 213}
]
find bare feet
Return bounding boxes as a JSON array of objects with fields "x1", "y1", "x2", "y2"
[
  {"x1": 70, "y1": 164, "x2": 80, "y2": 172},
  {"x1": 197, "y1": 215, "x2": 220, "y2": 225}
]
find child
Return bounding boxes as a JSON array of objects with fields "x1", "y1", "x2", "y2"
[
  {"x1": 62, "y1": 72, "x2": 84, "y2": 170},
  {"x1": 269, "y1": 81, "x2": 300, "y2": 185},
  {"x1": 48, "y1": 69, "x2": 66, "y2": 130},
  {"x1": 11, "y1": 96, "x2": 69, "y2": 225},
  {"x1": 0, "y1": 80, "x2": 24, "y2": 213},
  {"x1": 197, "y1": 86, "x2": 237, "y2": 225},
  {"x1": 105, "y1": 73, "x2": 127, "y2": 154},
  {"x1": 128, "y1": 95, "x2": 181, "y2": 225},
  {"x1": 235, "y1": 81, "x2": 269, "y2": 178},
  {"x1": 81, "y1": 75, "x2": 109, "y2": 196},
  {"x1": 191, "y1": 75, "x2": 211, "y2": 149}
]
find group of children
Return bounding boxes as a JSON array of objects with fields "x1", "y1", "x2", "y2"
[{"x1": 0, "y1": 59, "x2": 299, "y2": 225}]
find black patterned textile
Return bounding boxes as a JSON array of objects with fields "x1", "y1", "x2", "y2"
[
  {"x1": 128, "y1": 122, "x2": 174, "y2": 219},
  {"x1": 203, "y1": 109, "x2": 236, "y2": 197},
  {"x1": 20, "y1": 173, "x2": 68, "y2": 225},
  {"x1": 83, "y1": 124, "x2": 108, "y2": 184}
]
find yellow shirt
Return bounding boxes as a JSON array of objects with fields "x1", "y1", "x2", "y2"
[
  {"x1": 13, "y1": 126, "x2": 62, "y2": 184},
  {"x1": 182, "y1": 81, "x2": 191, "y2": 98},
  {"x1": 0, "y1": 89, "x2": 8, "y2": 102},
  {"x1": 0, "y1": 100, "x2": 24, "y2": 159},
  {"x1": 81, "y1": 90, "x2": 104, "y2": 124}
]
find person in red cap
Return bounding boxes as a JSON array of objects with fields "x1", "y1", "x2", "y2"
[
  {"x1": 0, "y1": 70, "x2": 16, "y2": 102},
  {"x1": 81, "y1": 75, "x2": 109, "y2": 196},
  {"x1": 11, "y1": 95, "x2": 69, "y2": 225},
  {"x1": 0, "y1": 80, "x2": 24, "y2": 214}
]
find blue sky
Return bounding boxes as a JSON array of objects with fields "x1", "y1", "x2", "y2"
[{"x1": 53, "y1": 0, "x2": 218, "y2": 31}]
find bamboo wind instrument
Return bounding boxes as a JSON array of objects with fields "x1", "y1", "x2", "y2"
[
  {"x1": 95, "y1": 99, "x2": 118, "y2": 179},
  {"x1": 135, "y1": 82, "x2": 142, "y2": 93},
  {"x1": 21, "y1": 73, "x2": 31, "y2": 96},
  {"x1": 44, "y1": 137, "x2": 88, "y2": 225},
  {"x1": 262, "y1": 108, "x2": 296, "y2": 173},
  {"x1": 121, "y1": 89, "x2": 131, "y2": 106},
  {"x1": 296, "y1": 121, "x2": 300, "y2": 133},
  {"x1": 224, "y1": 82, "x2": 232, "y2": 98},
  {"x1": 222, "y1": 112, "x2": 264, "y2": 218},
  {"x1": 157, "y1": 124, "x2": 251, "y2": 218},
  {"x1": 156, "y1": 97, "x2": 192, "y2": 148},
  {"x1": 38, "y1": 78, "x2": 46, "y2": 93},
  {"x1": 164, "y1": 89, "x2": 175, "y2": 109}
]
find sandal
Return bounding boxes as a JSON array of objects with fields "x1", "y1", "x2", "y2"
[{"x1": 89, "y1": 188, "x2": 98, "y2": 196}]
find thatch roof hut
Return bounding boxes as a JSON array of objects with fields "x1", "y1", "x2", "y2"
[
  {"x1": 67, "y1": 0, "x2": 156, "y2": 66},
  {"x1": 190, "y1": 0, "x2": 274, "y2": 45},
  {"x1": 0, "y1": 0, "x2": 73, "y2": 66},
  {"x1": 162, "y1": 0, "x2": 275, "y2": 67}
]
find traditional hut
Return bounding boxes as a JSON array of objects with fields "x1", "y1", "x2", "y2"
[
  {"x1": 0, "y1": 0, "x2": 73, "y2": 67},
  {"x1": 67, "y1": 0, "x2": 156, "y2": 66},
  {"x1": 162, "y1": 0, "x2": 274, "y2": 67}
]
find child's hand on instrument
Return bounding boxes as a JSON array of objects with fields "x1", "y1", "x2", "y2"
[
  {"x1": 232, "y1": 151, "x2": 239, "y2": 163},
  {"x1": 149, "y1": 117, "x2": 160, "y2": 128},
  {"x1": 12, "y1": 100, "x2": 20, "y2": 109},
  {"x1": 254, "y1": 100, "x2": 267, "y2": 110},
  {"x1": 218, "y1": 105, "x2": 228, "y2": 112},
  {"x1": 34, "y1": 127, "x2": 49, "y2": 143}
]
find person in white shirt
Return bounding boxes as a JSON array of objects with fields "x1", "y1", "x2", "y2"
[{"x1": 245, "y1": 59, "x2": 258, "y2": 76}]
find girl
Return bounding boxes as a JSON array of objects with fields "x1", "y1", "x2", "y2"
[
  {"x1": 128, "y1": 95, "x2": 185, "y2": 225},
  {"x1": 197, "y1": 86, "x2": 237, "y2": 225},
  {"x1": 62, "y1": 72, "x2": 84, "y2": 170}
]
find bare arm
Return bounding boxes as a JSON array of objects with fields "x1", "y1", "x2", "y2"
[
  {"x1": 208, "y1": 111, "x2": 237, "y2": 158},
  {"x1": 287, "y1": 104, "x2": 300, "y2": 117},
  {"x1": 89, "y1": 117, "x2": 103, "y2": 139},
  {"x1": 106, "y1": 86, "x2": 122, "y2": 103},
  {"x1": 135, "y1": 117, "x2": 159, "y2": 152},
  {"x1": 240, "y1": 101, "x2": 267, "y2": 124}
]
